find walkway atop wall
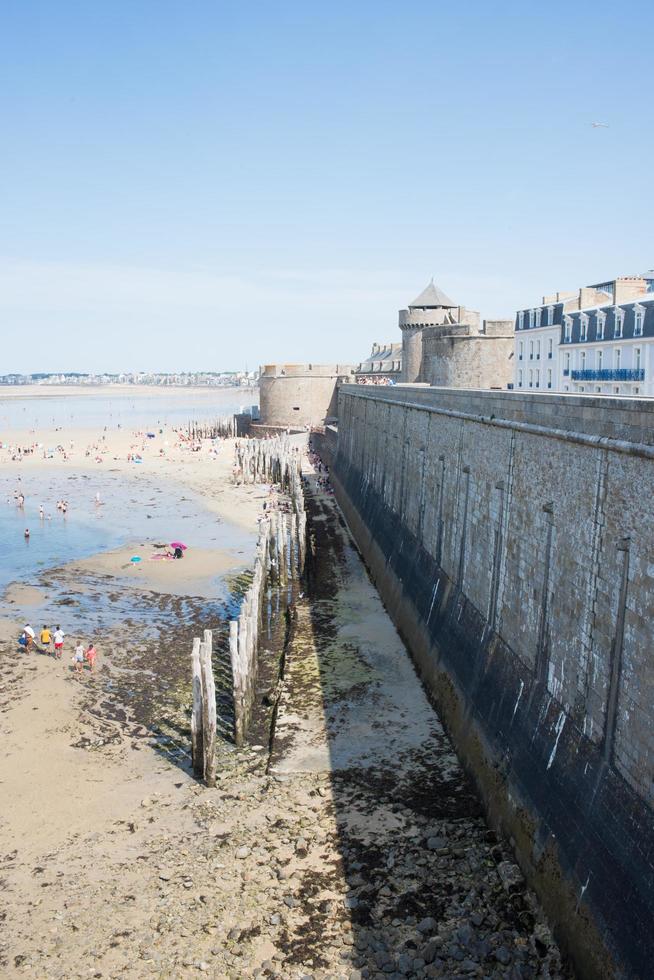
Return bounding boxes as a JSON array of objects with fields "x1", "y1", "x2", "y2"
[{"x1": 268, "y1": 466, "x2": 568, "y2": 978}]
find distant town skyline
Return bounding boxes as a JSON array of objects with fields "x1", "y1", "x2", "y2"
[{"x1": 1, "y1": 1, "x2": 652, "y2": 373}]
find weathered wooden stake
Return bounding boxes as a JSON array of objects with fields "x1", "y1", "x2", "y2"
[
  {"x1": 200, "y1": 633, "x2": 217, "y2": 787},
  {"x1": 191, "y1": 636, "x2": 204, "y2": 777}
]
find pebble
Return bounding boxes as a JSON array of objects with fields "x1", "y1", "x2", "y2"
[{"x1": 235, "y1": 846, "x2": 251, "y2": 859}]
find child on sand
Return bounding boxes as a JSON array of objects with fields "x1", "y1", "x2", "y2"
[
  {"x1": 85, "y1": 643, "x2": 97, "y2": 671},
  {"x1": 53, "y1": 626, "x2": 65, "y2": 658},
  {"x1": 40, "y1": 625, "x2": 52, "y2": 654},
  {"x1": 73, "y1": 642, "x2": 85, "y2": 676}
]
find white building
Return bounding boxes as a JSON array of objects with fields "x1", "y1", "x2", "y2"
[{"x1": 513, "y1": 273, "x2": 654, "y2": 397}]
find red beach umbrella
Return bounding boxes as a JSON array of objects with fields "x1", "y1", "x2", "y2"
[{"x1": 170, "y1": 541, "x2": 188, "y2": 550}]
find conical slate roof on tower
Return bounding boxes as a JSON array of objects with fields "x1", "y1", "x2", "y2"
[{"x1": 409, "y1": 278, "x2": 456, "y2": 309}]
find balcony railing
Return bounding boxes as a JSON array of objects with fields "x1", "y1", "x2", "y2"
[{"x1": 570, "y1": 368, "x2": 644, "y2": 382}]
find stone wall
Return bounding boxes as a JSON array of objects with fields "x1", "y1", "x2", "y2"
[
  {"x1": 259, "y1": 363, "x2": 354, "y2": 428},
  {"x1": 332, "y1": 384, "x2": 654, "y2": 979},
  {"x1": 421, "y1": 324, "x2": 513, "y2": 389}
]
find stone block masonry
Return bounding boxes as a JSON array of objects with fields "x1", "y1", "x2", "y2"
[{"x1": 333, "y1": 384, "x2": 654, "y2": 980}]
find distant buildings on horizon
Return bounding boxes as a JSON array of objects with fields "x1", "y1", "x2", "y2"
[{"x1": 0, "y1": 370, "x2": 259, "y2": 388}]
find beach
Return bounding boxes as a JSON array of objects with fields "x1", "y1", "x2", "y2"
[
  {"x1": 0, "y1": 387, "x2": 566, "y2": 980},
  {"x1": 0, "y1": 386, "x2": 271, "y2": 975}
]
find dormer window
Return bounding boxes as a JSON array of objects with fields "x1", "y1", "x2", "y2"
[
  {"x1": 596, "y1": 310, "x2": 606, "y2": 340},
  {"x1": 529, "y1": 309, "x2": 535, "y2": 328},
  {"x1": 634, "y1": 304, "x2": 645, "y2": 337},
  {"x1": 534, "y1": 308, "x2": 542, "y2": 327},
  {"x1": 614, "y1": 308, "x2": 624, "y2": 338},
  {"x1": 580, "y1": 313, "x2": 589, "y2": 341},
  {"x1": 517, "y1": 311, "x2": 524, "y2": 330},
  {"x1": 564, "y1": 315, "x2": 572, "y2": 342},
  {"x1": 547, "y1": 305, "x2": 554, "y2": 326}
]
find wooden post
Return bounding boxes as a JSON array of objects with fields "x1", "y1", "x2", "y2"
[
  {"x1": 191, "y1": 637, "x2": 204, "y2": 777},
  {"x1": 229, "y1": 619, "x2": 242, "y2": 745},
  {"x1": 200, "y1": 633, "x2": 217, "y2": 787}
]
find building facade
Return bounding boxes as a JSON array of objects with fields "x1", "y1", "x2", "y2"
[
  {"x1": 399, "y1": 280, "x2": 513, "y2": 389},
  {"x1": 513, "y1": 273, "x2": 654, "y2": 396},
  {"x1": 355, "y1": 341, "x2": 402, "y2": 384}
]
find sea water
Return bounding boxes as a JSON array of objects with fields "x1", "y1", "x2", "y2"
[{"x1": 0, "y1": 387, "x2": 256, "y2": 431}]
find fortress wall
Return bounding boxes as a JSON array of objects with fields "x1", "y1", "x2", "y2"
[
  {"x1": 259, "y1": 364, "x2": 354, "y2": 428},
  {"x1": 422, "y1": 334, "x2": 514, "y2": 388},
  {"x1": 333, "y1": 384, "x2": 654, "y2": 980}
]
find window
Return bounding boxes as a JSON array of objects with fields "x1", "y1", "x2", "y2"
[
  {"x1": 547, "y1": 368, "x2": 552, "y2": 389},
  {"x1": 548, "y1": 338, "x2": 553, "y2": 359},
  {"x1": 529, "y1": 369, "x2": 533, "y2": 388},
  {"x1": 595, "y1": 386, "x2": 601, "y2": 393},
  {"x1": 535, "y1": 368, "x2": 540, "y2": 388},
  {"x1": 564, "y1": 352, "x2": 570, "y2": 376},
  {"x1": 564, "y1": 315, "x2": 572, "y2": 342},
  {"x1": 529, "y1": 340, "x2": 534, "y2": 360},
  {"x1": 596, "y1": 310, "x2": 606, "y2": 340},
  {"x1": 597, "y1": 350, "x2": 603, "y2": 371},
  {"x1": 547, "y1": 306, "x2": 554, "y2": 326},
  {"x1": 580, "y1": 386, "x2": 585, "y2": 392},
  {"x1": 580, "y1": 313, "x2": 588, "y2": 341},
  {"x1": 635, "y1": 347, "x2": 641, "y2": 371},
  {"x1": 519, "y1": 341, "x2": 523, "y2": 360},
  {"x1": 581, "y1": 351, "x2": 586, "y2": 370},
  {"x1": 614, "y1": 307, "x2": 624, "y2": 338},
  {"x1": 614, "y1": 386, "x2": 620, "y2": 394},
  {"x1": 518, "y1": 311, "x2": 524, "y2": 330},
  {"x1": 634, "y1": 305, "x2": 645, "y2": 337},
  {"x1": 536, "y1": 339, "x2": 541, "y2": 360},
  {"x1": 535, "y1": 308, "x2": 542, "y2": 327},
  {"x1": 529, "y1": 309, "x2": 535, "y2": 328},
  {"x1": 518, "y1": 369, "x2": 523, "y2": 387},
  {"x1": 615, "y1": 348, "x2": 622, "y2": 369}
]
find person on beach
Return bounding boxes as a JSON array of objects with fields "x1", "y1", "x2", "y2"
[
  {"x1": 40, "y1": 625, "x2": 52, "y2": 654},
  {"x1": 23, "y1": 624, "x2": 35, "y2": 652},
  {"x1": 53, "y1": 626, "x2": 65, "y2": 658},
  {"x1": 24, "y1": 528, "x2": 30, "y2": 539},
  {"x1": 73, "y1": 642, "x2": 85, "y2": 676},
  {"x1": 85, "y1": 643, "x2": 97, "y2": 671},
  {"x1": 39, "y1": 505, "x2": 44, "y2": 519}
]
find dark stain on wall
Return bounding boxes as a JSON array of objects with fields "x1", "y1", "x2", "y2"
[{"x1": 332, "y1": 450, "x2": 654, "y2": 980}]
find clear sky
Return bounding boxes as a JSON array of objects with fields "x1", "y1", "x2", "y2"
[{"x1": 1, "y1": 0, "x2": 652, "y2": 373}]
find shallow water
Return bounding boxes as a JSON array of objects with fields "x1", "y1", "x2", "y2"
[
  {"x1": 0, "y1": 388, "x2": 257, "y2": 431},
  {"x1": 0, "y1": 469, "x2": 250, "y2": 584}
]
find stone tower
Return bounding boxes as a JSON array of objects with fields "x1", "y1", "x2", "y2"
[{"x1": 399, "y1": 279, "x2": 458, "y2": 383}]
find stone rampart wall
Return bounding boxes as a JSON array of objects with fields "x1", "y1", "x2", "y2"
[
  {"x1": 422, "y1": 334, "x2": 513, "y2": 388},
  {"x1": 259, "y1": 365, "x2": 353, "y2": 428},
  {"x1": 333, "y1": 384, "x2": 654, "y2": 979}
]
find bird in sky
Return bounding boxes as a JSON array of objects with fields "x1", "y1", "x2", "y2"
[{"x1": 591, "y1": 121, "x2": 609, "y2": 128}]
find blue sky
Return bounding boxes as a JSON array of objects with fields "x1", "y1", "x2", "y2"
[{"x1": 1, "y1": 0, "x2": 652, "y2": 373}]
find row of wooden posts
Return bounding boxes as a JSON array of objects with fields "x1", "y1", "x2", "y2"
[
  {"x1": 190, "y1": 437, "x2": 308, "y2": 784},
  {"x1": 186, "y1": 414, "x2": 237, "y2": 440},
  {"x1": 230, "y1": 438, "x2": 308, "y2": 745}
]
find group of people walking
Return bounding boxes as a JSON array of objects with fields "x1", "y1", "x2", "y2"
[{"x1": 19, "y1": 624, "x2": 97, "y2": 677}]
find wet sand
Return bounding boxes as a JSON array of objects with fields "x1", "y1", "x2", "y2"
[{"x1": 0, "y1": 430, "x2": 569, "y2": 979}]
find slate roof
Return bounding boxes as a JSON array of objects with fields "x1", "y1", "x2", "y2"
[{"x1": 409, "y1": 279, "x2": 456, "y2": 309}]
